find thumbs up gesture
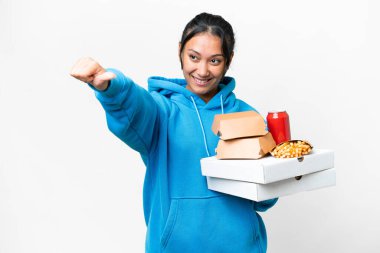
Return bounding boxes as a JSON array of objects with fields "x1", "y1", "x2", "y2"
[{"x1": 70, "y1": 57, "x2": 116, "y2": 91}]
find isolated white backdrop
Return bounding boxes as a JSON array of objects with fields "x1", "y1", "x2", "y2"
[{"x1": 1, "y1": 0, "x2": 379, "y2": 252}]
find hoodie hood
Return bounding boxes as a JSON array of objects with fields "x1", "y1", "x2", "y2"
[{"x1": 148, "y1": 76, "x2": 236, "y2": 110}]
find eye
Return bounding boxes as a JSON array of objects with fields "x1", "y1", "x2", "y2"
[
  {"x1": 210, "y1": 58, "x2": 222, "y2": 65},
  {"x1": 189, "y1": 54, "x2": 198, "y2": 61}
]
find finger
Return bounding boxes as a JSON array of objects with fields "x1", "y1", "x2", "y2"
[
  {"x1": 92, "y1": 72, "x2": 116, "y2": 88},
  {"x1": 70, "y1": 57, "x2": 93, "y2": 76},
  {"x1": 70, "y1": 57, "x2": 103, "y2": 82},
  {"x1": 70, "y1": 71, "x2": 94, "y2": 84},
  {"x1": 96, "y1": 72, "x2": 116, "y2": 82}
]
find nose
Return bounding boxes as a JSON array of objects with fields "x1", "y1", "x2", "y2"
[{"x1": 197, "y1": 61, "x2": 210, "y2": 77}]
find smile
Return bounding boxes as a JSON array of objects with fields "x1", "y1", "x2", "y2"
[{"x1": 193, "y1": 76, "x2": 212, "y2": 86}]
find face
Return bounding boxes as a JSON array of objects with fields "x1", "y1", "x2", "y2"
[{"x1": 180, "y1": 32, "x2": 231, "y2": 103}]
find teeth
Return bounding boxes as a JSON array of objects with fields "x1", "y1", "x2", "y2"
[{"x1": 194, "y1": 77, "x2": 209, "y2": 85}]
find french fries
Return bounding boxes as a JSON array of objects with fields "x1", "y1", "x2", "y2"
[{"x1": 271, "y1": 140, "x2": 313, "y2": 158}]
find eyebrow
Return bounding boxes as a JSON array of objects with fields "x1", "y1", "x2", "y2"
[{"x1": 188, "y1": 49, "x2": 224, "y2": 58}]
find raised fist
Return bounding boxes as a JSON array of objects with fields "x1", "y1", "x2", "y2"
[{"x1": 70, "y1": 57, "x2": 115, "y2": 91}]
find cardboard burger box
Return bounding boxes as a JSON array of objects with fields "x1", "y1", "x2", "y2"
[
  {"x1": 215, "y1": 133, "x2": 276, "y2": 159},
  {"x1": 212, "y1": 111, "x2": 276, "y2": 159},
  {"x1": 212, "y1": 111, "x2": 267, "y2": 140}
]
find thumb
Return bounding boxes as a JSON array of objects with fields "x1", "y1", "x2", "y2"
[{"x1": 92, "y1": 72, "x2": 116, "y2": 89}]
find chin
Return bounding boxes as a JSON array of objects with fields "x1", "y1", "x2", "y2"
[{"x1": 191, "y1": 85, "x2": 209, "y2": 94}]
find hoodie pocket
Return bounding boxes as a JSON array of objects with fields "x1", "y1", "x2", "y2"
[
  {"x1": 160, "y1": 196, "x2": 263, "y2": 252},
  {"x1": 160, "y1": 199, "x2": 179, "y2": 249}
]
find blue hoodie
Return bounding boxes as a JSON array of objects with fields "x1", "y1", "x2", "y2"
[{"x1": 93, "y1": 68, "x2": 278, "y2": 253}]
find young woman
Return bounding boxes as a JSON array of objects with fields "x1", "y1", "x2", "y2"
[{"x1": 71, "y1": 12, "x2": 278, "y2": 253}]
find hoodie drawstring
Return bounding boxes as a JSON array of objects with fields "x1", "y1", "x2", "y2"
[
  {"x1": 220, "y1": 94, "x2": 224, "y2": 114},
  {"x1": 190, "y1": 96, "x2": 210, "y2": 157}
]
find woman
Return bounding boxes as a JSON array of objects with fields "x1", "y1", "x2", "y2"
[{"x1": 71, "y1": 12, "x2": 277, "y2": 253}]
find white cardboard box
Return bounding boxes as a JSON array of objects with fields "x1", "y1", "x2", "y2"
[
  {"x1": 201, "y1": 149, "x2": 334, "y2": 184},
  {"x1": 206, "y1": 168, "x2": 336, "y2": 201}
]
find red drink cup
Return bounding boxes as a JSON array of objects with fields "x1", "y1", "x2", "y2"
[{"x1": 267, "y1": 110, "x2": 291, "y2": 145}]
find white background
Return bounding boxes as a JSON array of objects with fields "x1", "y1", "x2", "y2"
[{"x1": 1, "y1": 0, "x2": 379, "y2": 252}]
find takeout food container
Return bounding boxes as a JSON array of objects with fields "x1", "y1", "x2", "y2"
[
  {"x1": 270, "y1": 139, "x2": 313, "y2": 158},
  {"x1": 205, "y1": 168, "x2": 336, "y2": 201},
  {"x1": 215, "y1": 132, "x2": 276, "y2": 159},
  {"x1": 202, "y1": 149, "x2": 334, "y2": 184},
  {"x1": 205, "y1": 111, "x2": 335, "y2": 201},
  {"x1": 201, "y1": 149, "x2": 335, "y2": 201},
  {"x1": 212, "y1": 111, "x2": 276, "y2": 159},
  {"x1": 212, "y1": 111, "x2": 267, "y2": 140}
]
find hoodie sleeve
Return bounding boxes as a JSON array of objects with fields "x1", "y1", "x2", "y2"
[
  {"x1": 254, "y1": 198, "x2": 279, "y2": 212},
  {"x1": 91, "y1": 68, "x2": 160, "y2": 156}
]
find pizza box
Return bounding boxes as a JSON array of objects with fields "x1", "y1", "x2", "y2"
[
  {"x1": 201, "y1": 149, "x2": 334, "y2": 184},
  {"x1": 205, "y1": 168, "x2": 336, "y2": 201}
]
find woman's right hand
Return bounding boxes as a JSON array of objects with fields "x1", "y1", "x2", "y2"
[{"x1": 70, "y1": 57, "x2": 116, "y2": 91}]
